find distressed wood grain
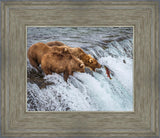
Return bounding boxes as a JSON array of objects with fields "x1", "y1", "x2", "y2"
[{"x1": 1, "y1": 1, "x2": 159, "y2": 137}]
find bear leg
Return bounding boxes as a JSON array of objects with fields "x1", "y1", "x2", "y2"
[
  {"x1": 29, "y1": 58, "x2": 41, "y2": 72},
  {"x1": 42, "y1": 68, "x2": 52, "y2": 75},
  {"x1": 71, "y1": 71, "x2": 74, "y2": 76},
  {"x1": 64, "y1": 70, "x2": 69, "y2": 82}
]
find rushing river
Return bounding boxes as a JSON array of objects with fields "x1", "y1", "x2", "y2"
[{"x1": 27, "y1": 27, "x2": 133, "y2": 111}]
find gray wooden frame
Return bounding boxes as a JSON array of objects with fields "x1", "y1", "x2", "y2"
[{"x1": 1, "y1": 1, "x2": 159, "y2": 137}]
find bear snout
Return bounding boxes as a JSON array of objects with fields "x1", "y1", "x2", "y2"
[{"x1": 96, "y1": 63, "x2": 102, "y2": 68}]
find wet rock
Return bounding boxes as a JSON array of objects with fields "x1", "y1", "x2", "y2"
[
  {"x1": 27, "y1": 68, "x2": 54, "y2": 89},
  {"x1": 66, "y1": 107, "x2": 70, "y2": 111},
  {"x1": 85, "y1": 68, "x2": 93, "y2": 76},
  {"x1": 103, "y1": 39, "x2": 113, "y2": 43},
  {"x1": 95, "y1": 68, "x2": 103, "y2": 74},
  {"x1": 27, "y1": 91, "x2": 38, "y2": 111},
  {"x1": 116, "y1": 36, "x2": 128, "y2": 42}
]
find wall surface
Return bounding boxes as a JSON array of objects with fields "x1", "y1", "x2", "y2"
[{"x1": 0, "y1": 0, "x2": 159, "y2": 138}]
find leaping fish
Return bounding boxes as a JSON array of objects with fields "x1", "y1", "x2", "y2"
[{"x1": 104, "y1": 66, "x2": 112, "y2": 79}]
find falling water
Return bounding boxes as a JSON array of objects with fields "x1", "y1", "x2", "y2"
[{"x1": 27, "y1": 27, "x2": 133, "y2": 111}]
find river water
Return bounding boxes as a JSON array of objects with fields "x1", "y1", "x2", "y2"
[{"x1": 27, "y1": 27, "x2": 133, "y2": 111}]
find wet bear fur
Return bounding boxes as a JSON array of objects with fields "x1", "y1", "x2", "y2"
[
  {"x1": 27, "y1": 42, "x2": 69, "y2": 71},
  {"x1": 46, "y1": 41, "x2": 101, "y2": 71},
  {"x1": 41, "y1": 52, "x2": 85, "y2": 81}
]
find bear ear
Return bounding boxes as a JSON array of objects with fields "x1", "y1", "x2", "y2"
[
  {"x1": 88, "y1": 54, "x2": 92, "y2": 58},
  {"x1": 64, "y1": 48, "x2": 68, "y2": 52},
  {"x1": 80, "y1": 63, "x2": 84, "y2": 68},
  {"x1": 88, "y1": 59, "x2": 93, "y2": 63}
]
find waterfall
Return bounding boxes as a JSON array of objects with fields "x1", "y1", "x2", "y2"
[{"x1": 27, "y1": 27, "x2": 133, "y2": 111}]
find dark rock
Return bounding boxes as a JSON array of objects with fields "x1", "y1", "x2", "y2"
[
  {"x1": 85, "y1": 68, "x2": 93, "y2": 76},
  {"x1": 66, "y1": 107, "x2": 70, "y2": 111},
  {"x1": 27, "y1": 68, "x2": 54, "y2": 89},
  {"x1": 123, "y1": 59, "x2": 126, "y2": 64},
  {"x1": 103, "y1": 39, "x2": 113, "y2": 43}
]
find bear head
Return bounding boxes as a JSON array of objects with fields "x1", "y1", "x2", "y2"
[
  {"x1": 73, "y1": 57, "x2": 85, "y2": 73},
  {"x1": 85, "y1": 54, "x2": 101, "y2": 71}
]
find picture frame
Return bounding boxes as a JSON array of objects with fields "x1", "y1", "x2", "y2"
[{"x1": 1, "y1": 1, "x2": 159, "y2": 137}]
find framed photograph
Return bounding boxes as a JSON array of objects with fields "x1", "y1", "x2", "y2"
[{"x1": 1, "y1": 1, "x2": 159, "y2": 137}]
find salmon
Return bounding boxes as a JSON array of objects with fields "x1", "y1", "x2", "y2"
[{"x1": 104, "y1": 66, "x2": 112, "y2": 79}]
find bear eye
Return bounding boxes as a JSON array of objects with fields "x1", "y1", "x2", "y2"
[{"x1": 88, "y1": 59, "x2": 93, "y2": 63}]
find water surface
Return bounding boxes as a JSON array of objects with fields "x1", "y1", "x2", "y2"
[{"x1": 27, "y1": 27, "x2": 133, "y2": 111}]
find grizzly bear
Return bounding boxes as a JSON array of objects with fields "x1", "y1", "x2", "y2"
[
  {"x1": 41, "y1": 52, "x2": 85, "y2": 81},
  {"x1": 27, "y1": 42, "x2": 69, "y2": 71},
  {"x1": 46, "y1": 41, "x2": 102, "y2": 71}
]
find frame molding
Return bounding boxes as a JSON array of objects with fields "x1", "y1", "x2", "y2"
[{"x1": 1, "y1": 1, "x2": 159, "y2": 137}]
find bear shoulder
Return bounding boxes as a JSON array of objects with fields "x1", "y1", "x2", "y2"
[{"x1": 46, "y1": 41, "x2": 65, "y2": 46}]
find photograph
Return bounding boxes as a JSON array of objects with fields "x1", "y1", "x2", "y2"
[{"x1": 27, "y1": 27, "x2": 133, "y2": 111}]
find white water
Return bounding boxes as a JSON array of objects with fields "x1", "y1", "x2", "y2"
[{"x1": 27, "y1": 27, "x2": 133, "y2": 111}]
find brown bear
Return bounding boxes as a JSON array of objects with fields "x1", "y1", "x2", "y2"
[
  {"x1": 27, "y1": 42, "x2": 69, "y2": 71},
  {"x1": 41, "y1": 52, "x2": 85, "y2": 81},
  {"x1": 46, "y1": 41, "x2": 102, "y2": 71}
]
